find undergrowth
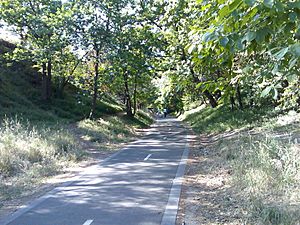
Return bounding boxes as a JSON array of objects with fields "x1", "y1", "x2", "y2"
[{"x1": 183, "y1": 105, "x2": 300, "y2": 224}]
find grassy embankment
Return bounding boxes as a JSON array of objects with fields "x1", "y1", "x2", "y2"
[
  {"x1": 182, "y1": 105, "x2": 300, "y2": 225},
  {"x1": 0, "y1": 39, "x2": 153, "y2": 207}
]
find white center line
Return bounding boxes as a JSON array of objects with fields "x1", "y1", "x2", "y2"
[
  {"x1": 83, "y1": 219, "x2": 93, "y2": 225},
  {"x1": 144, "y1": 154, "x2": 152, "y2": 161}
]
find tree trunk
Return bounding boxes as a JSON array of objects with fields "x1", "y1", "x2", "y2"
[
  {"x1": 203, "y1": 90, "x2": 218, "y2": 108},
  {"x1": 123, "y1": 71, "x2": 133, "y2": 117},
  {"x1": 236, "y1": 84, "x2": 243, "y2": 110},
  {"x1": 46, "y1": 59, "x2": 52, "y2": 100},
  {"x1": 90, "y1": 49, "x2": 100, "y2": 119},
  {"x1": 180, "y1": 47, "x2": 218, "y2": 108},
  {"x1": 230, "y1": 96, "x2": 235, "y2": 111},
  {"x1": 42, "y1": 63, "x2": 48, "y2": 101},
  {"x1": 133, "y1": 74, "x2": 138, "y2": 116},
  {"x1": 126, "y1": 94, "x2": 133, "y2": 117}
]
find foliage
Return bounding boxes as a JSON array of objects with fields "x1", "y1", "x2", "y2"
[{"x1": 149, "y1": 0, "x2": 300, "y2": 110}]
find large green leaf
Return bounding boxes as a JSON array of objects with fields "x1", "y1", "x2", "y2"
[
  {"x1": 289, "y1": 57, "x2": 298, "y2": 69},
  {"x1": 289, "y1": 12, "x2": 298, "y2": 22},
  {"x1": 255, "y1": 28, "x2": 269, "y2": 43},
  {"x1": 244, "y1": 31, "x2": 256, "y2": 42},
  {"x1": 290, "y1": 43, "x2": 300, "y2": 57},
  {"x1": 187, "y1": 44, "x2": 196, "y2": 54},
  {"x1": 273, "y1": 47, "x2": 289, "y2": 61},
  {"x1": 287, "y1": 74, "x2": 298, "y2": 83},
  {"x1": 261, "y1": 86, "x2": 272, "y2": 97},
  {"x1": 202, "y1": 32, "x2": 216, "y2": 42}
]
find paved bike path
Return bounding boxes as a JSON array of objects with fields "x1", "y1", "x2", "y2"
[{"x1": 2, "y1": 118, "x2": 189, "y2": 225}]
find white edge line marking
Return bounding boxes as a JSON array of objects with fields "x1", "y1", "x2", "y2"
[
  {"x1": 144, "y1": 154, "x2": 152, "y2": 161},
  {"x1": 83, "y1": 219, "x2": 94, "y2": 225},
  {"x1": 160, "y1": 134, "x2": 189, "y2": 225}
]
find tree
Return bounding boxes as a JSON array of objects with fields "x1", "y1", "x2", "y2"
[
  {"x1": 0, "y1": 0, "x2": 74, "y2": 101},
  {"x1": 70, "y1": 0, "x2": 133, "y2": 118}
]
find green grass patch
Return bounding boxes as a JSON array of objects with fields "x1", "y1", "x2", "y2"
[{"x1": 182, "y1": 104, "x2": 277, "y2": 134}]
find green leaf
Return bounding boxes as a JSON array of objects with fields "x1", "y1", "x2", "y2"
[
  {"x1": 219, "y1": 5, "x2": 230, "y2": 19},
  {"x1": 188, "y1": 44, "x2": 196, "y2": 54},
  {"x1": 274, "y1": 1, "x2": 285, "y2": 11},
  {"x1": 261, "y1": 86, "x2": 272, "y2": 97},
  {"x1": 287, "y1": 74, "x2": 298, "y2": 83},
  {"x1": 288, "y1": 2, "x2": 300, "y2": 9},
  {"x1": 255, "y1": 28, "x2": 268, "y2": 43},
  {"x1": 272, "y1": 63, "x2": 279, "y2": 74},
  {"x1": 289, "y1": 58, "x2": 298, "y2": 69},
  {"x1": 220, "y1": 36, "x2": 229, "y2": 47},
  {"x1": 245, "y1": 31, "x2": 256, "y2": 42},
  {"x1": 290, "y1": 43, "x2": 300, "y2": 57},
  {"x1": 237, "y1": 38, "x2": 245, "y2": 50},
  {"x1": 229, "y1": 0, "x2": 242, "y2": 11},
  {"x1": 202, "y1": 32, "x2": 216, "y2": 42},
  {"x1": 244, "y1": 0, "x2": 256, "y2": 6},
  {"x1": 263, "y1": 0, "x2": 274, "y2": 8},
  {"x1": 289, "y1": 12, "x2": 298, "y2": 22},
  {"x1": 273, "y1": 47, "x2": 289, "y2": 61},
  {"x1": 273, "y1": 88, "x2": 278, "y2": 100}
]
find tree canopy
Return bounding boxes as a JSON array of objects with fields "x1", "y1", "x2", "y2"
[{"x1": 1, "y1": 0, "x2": 299, "y2": 116}]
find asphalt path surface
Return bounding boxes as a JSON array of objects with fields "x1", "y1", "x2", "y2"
[{"x1": 2, "y1": 118, "x2": 189, "y2": 225}]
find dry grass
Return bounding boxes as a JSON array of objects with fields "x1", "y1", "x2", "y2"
[
  {"x1": 0, "y1": 118, "x2": 84, "y2": 203},
  {"x1": 217, "y1": 127, "x2": 300, "y2": 224}
]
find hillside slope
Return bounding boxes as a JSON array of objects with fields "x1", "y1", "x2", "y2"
[{"x1": 180, "y1": 105, "x2": 300, "y2": 225}]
